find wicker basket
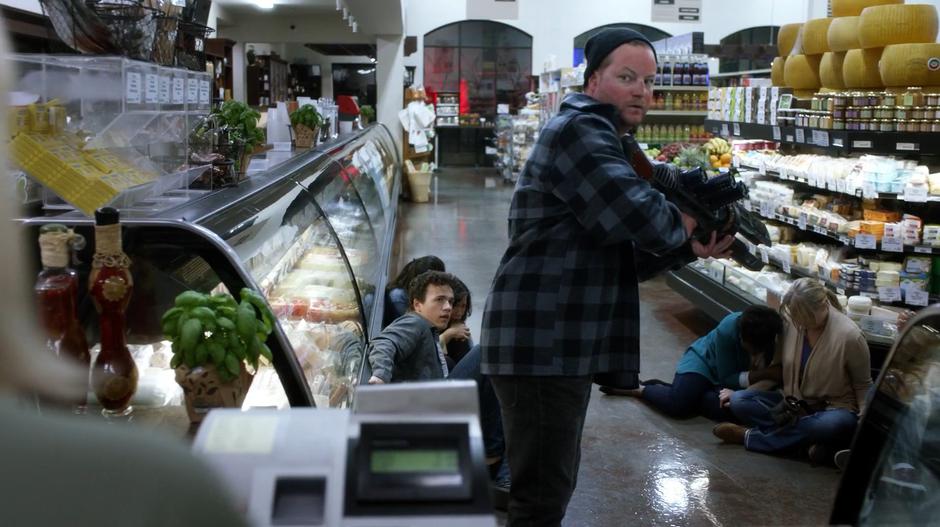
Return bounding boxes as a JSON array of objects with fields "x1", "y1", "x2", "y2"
[{"x1": 294, "y1": 124, "x2": 318, "y2": 149}]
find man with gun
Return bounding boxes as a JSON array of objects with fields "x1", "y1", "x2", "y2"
[{"x1": 480, "y1": 28, "x2": 743, "y2": 526}]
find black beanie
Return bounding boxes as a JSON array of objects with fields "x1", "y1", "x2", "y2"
[{"x1": 583, "y1": 28, "x2": 658, "y2": 84}]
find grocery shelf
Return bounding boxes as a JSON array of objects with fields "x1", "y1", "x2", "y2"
[
  {"x1": 706, "y1": 119, "x2": 940, "y2": 156},
  {"x1": 709, "y1": 68, "x2": 772, "y2": 79},
  {"x1": 653, "y1": 85, "x2": 709, "y2": 92},
  {"x1": 739, "y1": 163, "x2": 940, "y2": 203},
  {"x1": 648, "y1": 110, "x2": 709, "y2": 117}
]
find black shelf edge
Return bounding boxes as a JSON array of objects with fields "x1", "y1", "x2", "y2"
[{"x1": 705, "y1": 119, "x2": 940, "y2": 156}]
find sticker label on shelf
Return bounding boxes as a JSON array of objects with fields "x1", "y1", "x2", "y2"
[
  {"x1": 814, "y1": 225, "x2": 828, "y2": 235},
  {"x1": 772, "y1": 126, "x2": 781, "y2": 141},
  {"x1": 758, "y1": 160, "x2": 766, "y2": 175},
  {"x1": 159, "y1": 75, "x2": 170, "y2": 104},
  {"x1": 881, "y1": 238, "x2": 903, "y2": 253},
  {"x1": 780, "y1": 258, "x2": 791, "y2": 274},
  {"x1": 915, "y1": 246, "x2": 934, "y2": 254},
  {"x1": 798, "y1": 213, "x2": 807, "y2": 231},
  {"x1": 145, "y1": 73, "x2": 159, "y2": 104},
  {"x1": 639, "y1": 143, "x2": 649, "y2": 150},
  {"x1": 199, "y1": 80, "x2": 211, "y2": 105},
  {"x1": 839, "y1": 235, "x2": 851, "y2": 244},
  {"x1": 897, "y1": 142, "x2": 919, "y2": 152},
  {"x1": 125, "y1": 71, "x2": 141, "y2": 104},
  {"x1": 907, "y1": 289, "x2": 930, "y2": 307},
  {"x1": 785, "y1": 134, "x2": 794, "y2": 142},
  {"x1": 855, "y1": 234, "x2": 877, "y2": 250},
  {"x1": 852, "y1": 140, "x2": 872, "y2": 149},
  {"x1": 733, "y1": 123, "x2": 741, "y2": 136},
  {"x1": 832, "y1": 138, "x2": 844, "y2": 147},
  {"x1": 878, "y1": 286, "x2": 902, "y2": 303},
  {"x1": 172, "y1": 78, "x2": 185, "y2": 104},
  {"x1": 187, "y1": 78, "x2": 199, "y2": 104},
  {"x1": 721, "y1": 123, "x2": 729, "y2": 137},
  {"x1": 904, "y1": 186, "x2": 929, "y2": 202},
  {"x1": 812, "y1": 130, "x2": 829, "y2": 147},
  {"x1": 795, "y1": 128, "x2": 805, "y2": 143}
]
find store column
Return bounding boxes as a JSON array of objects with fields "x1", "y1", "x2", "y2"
[{"x1": 376, "y1": 35, "x2": 405, "y2": 151}]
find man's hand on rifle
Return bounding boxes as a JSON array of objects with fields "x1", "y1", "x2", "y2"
[{"x1": 691, "y1": 231, "x2": 735, "y2": 259}]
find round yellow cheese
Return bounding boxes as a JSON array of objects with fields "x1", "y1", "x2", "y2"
[
  {"x1": 802, "y1": 18, "x2": 835, "y2": 54},
  {"x1": 828, "y1": 17, "x2": 861, "y2": 52},
  {"x1": 771, "y1": 57, "x2": 786, "y2": 86},
  {"x1": 858, "y1": 4, "x2": 939, "y2": 48},
  {"x1": 821, "y1": 52, "x2": 848, "y2": 89},
  {"x1": 793, "y1": 90, "x2": 819, "y2": 99},
  {"x1": 784, "y1": 54, "x2": 823, "y2": 89},
  {"x1": 880, "y1": 43, "x2": 940, "y2": 86},
  {"x1": 831, "y1": 0, "x2": 903, "y2": 17},
  {"x1": 778, "y1": 23, "x2": 803, "y2": 56},
  {"x1": 843, "y1": 48, "x2": 885, "y2": 88}
]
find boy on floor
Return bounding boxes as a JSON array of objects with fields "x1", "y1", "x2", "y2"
[{"x1": 602, "y1": 305, "x2": 783, "y2": 422}]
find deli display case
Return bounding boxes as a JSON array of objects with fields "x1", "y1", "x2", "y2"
[
  {"x1": 21, "y1": 124, "x2": 401, "y2": 435},
  {"x1": 830, "y1": 306, "x2": 940, "y2": 525}
]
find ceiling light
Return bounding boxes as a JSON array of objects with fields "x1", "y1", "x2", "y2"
[
  {"x1": 352, "y1": 21, "x2": 358, "y2": 33},
  {"x1": 256, "y1": 0, "x2": 274, "y2": 8},
  {"x1": 369, "y1": 57, "x2": 375, "y2": 63},
  {"x1": 342, "y1": 7, "x2": 348, "y2": 19},
  {"x1": 336, "y1": 0, "x2": 342, "y2": 10}
]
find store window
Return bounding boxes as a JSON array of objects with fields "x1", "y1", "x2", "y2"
[
  {"x1": 573, "y1": 23, "x2": 671, "y2": 67},
  {"x1": 423, "y1": 20, "x2": 532, "y2": 117},
  {"x1": 718, "y1": 26, "x2": 779, "y2": 74},
  {"x1": 333, "y1": 63, "x2": 376, "y2": 108}
]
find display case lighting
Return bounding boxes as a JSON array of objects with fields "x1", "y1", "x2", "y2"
[{"x1": 256, "y1": 0, "x2": 274, "y2": 8}]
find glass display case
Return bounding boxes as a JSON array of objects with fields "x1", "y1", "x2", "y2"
[
  {"x1": 21, "y1": 125, "x2": 400, "y2": 436},
  {"x1": 831, "y1": 306, "x2": 940, "y2": 525}
]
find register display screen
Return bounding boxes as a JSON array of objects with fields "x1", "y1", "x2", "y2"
[{"x1": 370, "y1": 449, "x2": 459, "y2": 474}]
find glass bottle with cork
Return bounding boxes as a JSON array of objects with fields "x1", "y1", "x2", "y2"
[
  {"x1": 89, "y1": 207, "x2": 138, "y2": 419},
  {"x1": 35, "y1": 224, "x2": 90, "y2": 413}
]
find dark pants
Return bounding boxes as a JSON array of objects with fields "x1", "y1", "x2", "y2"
[
  {"x1": 490, "y1": 374, "x2": 593, "y2": 527},
  {"x1": 449, "y1": 345, "x2": 505, "y2": 459},
  {"x1": 730, "y1": 390, "x2": 858, "y2": 453},
  {"x1": 642, "y1": 372, "x2": 735, "y2": 422}
]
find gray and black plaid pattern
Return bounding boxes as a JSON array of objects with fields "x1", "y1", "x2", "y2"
[{"x1": 481, "y1": 93, "x2": 688, "y2": 377}]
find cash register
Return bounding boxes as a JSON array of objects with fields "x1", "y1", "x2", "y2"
[{"x1": 192, "y1": 381, "x2": 496, "y2": 526}]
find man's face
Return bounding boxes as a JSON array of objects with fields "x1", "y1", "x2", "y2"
[
  {"x1": 413, "y1": 283, "x2": 454, "y2": 330},
  {"x1": 585, "y1": 43, "x2": 657, "y2": 129}
]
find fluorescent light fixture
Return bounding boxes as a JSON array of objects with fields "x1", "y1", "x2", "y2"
[
  {"x1": 342, "y1": 7, "x2": 348, "y2": 19},
  {"x1": 256, "y1": 0, "x2": 274, "y2": 8},
  {"x1": 336, "y1": 0, "x2": 342, "y2": 9}
]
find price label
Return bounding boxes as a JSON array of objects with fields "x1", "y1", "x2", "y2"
[
  {"x1": 172, "y1": 78, "x2": 185, "y2": 104},
  {"x1": 760, "y1": 246, "x2": 770, "y2": 264},
  {"x1": 838, "y1": 235, "x2": 851, "y2": 245},
  {"x1": 798, "y1": 213, "x2": 807, "y2": 230},
  {"x1": 814, "y1": 225, "x2": 828, "y2": 235},
  {"x1": 904, "y1": 186, "x2": 929, "y2": 202},
  {"x1": 852, "y1": 140, "x2": 873, "y2": 149},
  {"x1": 761, "y1": 201, "x2": 774, "y2": 218},
  {"x1": 772, "y1": 126, "x2": 781, "y2": 141},
  {"x1": 812, "y1": 130, "x2": 829, "y2": 147},
  {"x1": 159, "y1": 75, "x2": 170, "y2": 104},
  {"x1": 733, "y1": 123, "x2": 741, "y2": 136},
  {"x1": 199, "y1": 80, "x2": 211, "y2": 105},
  {"x1": 907, "y1": 289, "x2": 930, "y2": 307},
  {"x1": 785, "y1": 134, "x2": 794, "y2": 142},
  {"x1": 915, "y1": 246, "x2": 934, "y2": 254},
  {"x1": 862, "y1": 182, "x2": 879, "y2": 199},
  {"x1": 861, "y1": 291, "x2": 879, "y2": 299},
  {"x1": 125, "y1": 71, "x2": 142, "y2": 104},
  {"x1": 780, "y1": 258, "x2": 791, "y2": 274},
  {"x1": 187, "y1": 78, "x2": 199, "y2": 104},
  {"x1": 721, "y1": 124, "x2": 730, "y2": 137},
  {"x1": 881, "y1": 238, "x2": 903, "y2": 252},
  {"x1": 145, "y1": 73, "x2": 159, "y2": 104},
  {"x1": 855, "y1": 234, "x2": 877, "y2": 249},
  {"x1": 896, "y1": 142, "x2": 919, "y2": 152},
  {"x1": 878, "y1": 286, "x2": 902, "y2": 303},
  {"x1": 758, "y1": 160, "x2": 767, "y2": 175},
  {"x1": 795, "y1": 128, "x2": 805, "y2": 143},
  {"x1": 832, "y1": 138, "x2": 844, "y2": 148}
]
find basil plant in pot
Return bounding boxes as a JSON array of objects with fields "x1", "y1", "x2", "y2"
[
  {"x1": 289, "y1": 104, "x2": 323, "y2": 149},
  {"x1": 162, "y1": 288, "x2": 275, "y2": 423},
  {"x1": 215, "y1": 100, "x2": 265, "y2": 175},
  {"x1": 359, "y1": 104, "x2": 375, "y2": 125}
]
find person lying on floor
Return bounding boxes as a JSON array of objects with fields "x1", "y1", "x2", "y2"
[
  {"x1": 367, "y1": 270, "x2": 509, "y2": 490},
  {"x1": 602, "y1": 305, "x2": 783, "y2": 422},
  {"x1": 713, "y1": 278, "x2": 873, "y2": 466}
]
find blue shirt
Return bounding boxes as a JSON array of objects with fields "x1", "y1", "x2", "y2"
[{"x1": 675, "y1": 312, "x2": 751, "y2": 388}]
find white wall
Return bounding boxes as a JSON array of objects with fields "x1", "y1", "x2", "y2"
[
  {"x1": 2, "y1": 0, "x2": 39, "y2": 13},
  {"x1": 376, "y1": 35, "x2": 405, "y2": 150}
]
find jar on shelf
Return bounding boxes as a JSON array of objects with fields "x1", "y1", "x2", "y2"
[
  {"x1": 846, "y1": 107, "x2": 860, "y2": 119},
  {"x1": 926, "y1": 92, "x2": 940, "y2": 106},
  {"x1": 931, "y1": 120, "x2": 940, "y2": 133},
  {"x1": 913, "y1": 106, "x2": 928, "y2": 120},
  {"x1": 920, "y1": 119, "x2": 932, "y2": 133},
  {"x1": 846, "y1": 119, "x2": 860, "y2": 131},
  {"x1": 860, "y1": 107, "x2": 874, "y2": 120},
  {"x1": 881, "y1": 92, "x2": 897, "y2": 107},
  {"x1": 833, "y1": 118, "x2": 846, "y2": 130},
  {"x1": 879, "y1": 119, "x2": 895, "y2": 132},
  {"x1": 833, "y1": 107, "x2": 845, "y2": 119},
  {"x1": 898, "y1": 119, "x2": 916, "y2": 132},
  {"x1": 895, "y1": 107, "x2": 910, "y2": 120},
  {"x1": 867, "y1": 92, "x2": 881, "y2": 106},
  {"x1": 902, "y1": 87, "x2": 926, "y2": 107},
  {"x1": 832, "y1": 93, "x2": 848, "y2": 107}
]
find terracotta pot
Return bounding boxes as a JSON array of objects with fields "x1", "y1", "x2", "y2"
[{"x1": 175, "y1": 363, "x2": 253, "y2": 424}]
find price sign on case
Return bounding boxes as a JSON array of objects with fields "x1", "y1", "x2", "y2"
[
  {"x1": 855, "y1": 234, "x2": 877, "y2": 250},
  {"x1": 907, "y1": 289, "x2": 930, "y2": 307}
]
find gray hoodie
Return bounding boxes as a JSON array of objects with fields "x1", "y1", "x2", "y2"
[{"x1": 368, "y1": 312, "x2": 445, "y2": 383}]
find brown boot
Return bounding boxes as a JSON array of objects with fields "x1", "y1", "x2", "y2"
[{"x1": 713, "y1": 422, "x2": 747, "y2": 445}]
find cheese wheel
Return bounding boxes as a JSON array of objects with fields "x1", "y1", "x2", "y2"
[
  {"x1": 880, "y1": 43, "x2": 940, "y2": 86},
  {"x1": 821, "y1": 51, "x2": 848, "y2": 88},
  {"x1": 828, "y1": 17, "x2": 861, "y2": 52},
  {"x1": 858, "y1": 4, "x2": 939, "y2": 48},
  {"x1": 778, "y1": 23, "x2": 803, "y2": 56},
  {"x1": 784, "y1": 54, "x2": 823, "y2": 89},
  {"x1": 843, "y1": 48, "x2": 885, "y2": 87},
  {"x1": 802, "y1": 18, "x2": 835, "y2": 54},
  {"x1": 831, "y1": 0, "x2": 903, "y2": 17},
  {"x1": 771, "y1": 57, "x2": 786, "y2": 86},
  {"x1": 792, "y1": 90, "x2": 818, "y2": 99}
]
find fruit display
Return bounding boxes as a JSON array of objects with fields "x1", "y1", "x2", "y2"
[
  {"x1": 704, "y1": 138, "x2": 732, "y2": 169},
  {"x1": 675, "y1": 146, "x2": 711, "y2": 172}
]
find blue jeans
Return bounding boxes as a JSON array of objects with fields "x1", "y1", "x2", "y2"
[
  {"x1": 729, "y1": 390, "x2": 858, "y2": 454},
  {"x1": 449, "y1": 344, "x2": 505, "y2": 460},
  {"x1": 642, "y1": 372, "x2": 735, "y2": 422}
]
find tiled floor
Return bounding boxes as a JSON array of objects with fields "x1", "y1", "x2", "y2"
[{"x1": 395, "y1": 167, "x2": 841, "y2": 526}]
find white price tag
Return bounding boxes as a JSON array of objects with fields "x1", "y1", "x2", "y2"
[
  {"x1": 907, "y1": 289, "x2": 930, "y2": 307},
  {"x1": 897, "y1": 142, "x2": 919, "y2": 152},
  {"x1": 904, "y1": 186, "x2": 929, "y2": 202},
  {"x1": 759, "y1": 246, "x2": 770, "y2": 264},
  {"x1": 159, "y1": 75, "x2": 170, "y2": 104},
  {"x1": 785, "y1": 134, "x2": 794, "y2": 142},
  {"x1": 915, "y1": 246, "x2": 934, "y2": 254},
  {"x1": 815, "y1": 225, "x2": 828, "y2": 235},
  {"x1": 780, "y1": 258, "x2": 791, "y2": 274},
  {"x1": 125, "y1": 71, "x2": 142, "y2": 104},
  {"x1": 855, "y1": 234, "x2": 877, "y2": 250},
  {"x1": 798, "y1": 213, "x2": 807, "y2": 231},
  {"x1": 795, "y1": 128, "x2": 805, "y2": 143},
  {"x1": 862, "y1": 182, "x2": 879, "y2": 199},
  {"x1": 881, "y1": 238, "x2": 903, "y2": 252},
  {"x1": 172, "y1": 78, "x2": 185, "y2": 104},
  {"x1": 772, "y1": 126, "x2": 781, "y2": 141},
  {"x1": 187, "y1": 78, "x2": 199, "y2": 104},
  {"x1": 852, "y1": 140, "x2": 873, "y2": 149},
  {"x1": 839, "y1": 235, "x2": 851, "y2": 245},
  {"x1": 812, "y1": 130, "x2": 829, "y2": 147},
  {"x1": 721, "y1": 124, "x2": 730, "y2": 137},
  {"x1": 145, "y1": 73, "x2": 159, "y2": 104},
  {"x1": 878, "y1": 286, "x2": 902, "y2": 303},
  {"x1": 733, "y1": 123, "x2": 741, "y2": 136},
  {"x1": 199, "y1": 80, "x2": 211, "y2": 105}
]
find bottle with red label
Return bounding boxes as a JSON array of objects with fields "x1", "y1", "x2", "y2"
[
  {"x1": 89, "y1": 207, "x2": 138, "y2": 418},
  {"x1": 35, "y1": 224, "x2": 90, "y2": 413}
]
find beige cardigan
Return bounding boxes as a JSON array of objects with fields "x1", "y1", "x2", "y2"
[{"x1": 779, "y1": 305, "x2": 872, "y2": 413}]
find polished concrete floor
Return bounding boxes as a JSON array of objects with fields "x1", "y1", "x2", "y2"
[{"x1": 394, "y1": 167, "x2": 842, "y2": 526}]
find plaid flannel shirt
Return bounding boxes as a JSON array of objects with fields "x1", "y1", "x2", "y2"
[{"x1": 480, "y1": 93, "x2": 689, "y2": 377}]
